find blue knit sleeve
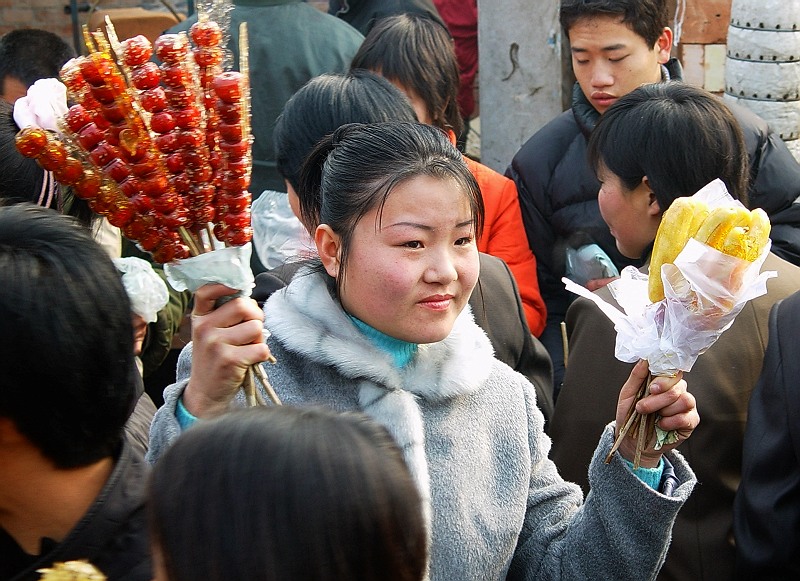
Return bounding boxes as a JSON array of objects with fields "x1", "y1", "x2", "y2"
[
  {"x1": 622, "y1": 456, "x2": 664, "y2": 490},
  {"x1": 175, "y1": 396, "x2": 198, "y2": 430}
]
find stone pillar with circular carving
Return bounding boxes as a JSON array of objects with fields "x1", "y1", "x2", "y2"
[{"x1": 724, "y1": 3, "x2": 800, "y2": 160}]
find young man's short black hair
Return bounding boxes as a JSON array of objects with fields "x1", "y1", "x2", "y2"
[
  {"x1": 560, "y1": 0, "x2": 669, "y2": 47},
  {"x1": 0, "y1": 204, "x2": 138, "y2": 468},
  {"x1": 0, "y1": 28, "x2": 75, "y2": 90}
]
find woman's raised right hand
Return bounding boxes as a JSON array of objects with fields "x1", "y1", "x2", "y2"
[{"x1": 182, "y1": 283, "x2": 272, "y2": 419}]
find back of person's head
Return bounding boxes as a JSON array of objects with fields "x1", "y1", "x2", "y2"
[
  {"x1": 274, "y1": 70, "x2": 417, "y2": 197},
  {"x1": 0, "y1": 204, "x2": 137, "y2": 468},
  {"x1": 0, "y1": 29, "x2": 75, "y2": 101},
  {"x1": 298, "y1": 121, "x2": 482, "y2": 293},
  {"x1": 350, "y1": 13, "x2": 462, "y2": 137},
  {"x1": 587, "y1": 82, "x2": 749, "y2": 211},
  {"x1": 0, "y1": 100, "x2": 95, "y2": 226},
  {"x1": 560, "y1": 0, "x2": 669, "y2": 46},
  {"x1": 149, "y1": 406, "x2": 427, "y2": 581}
]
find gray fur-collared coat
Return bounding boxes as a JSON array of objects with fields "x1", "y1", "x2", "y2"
[{"x1": 148, "y1": 271, "x2": 696, "y2": 580}]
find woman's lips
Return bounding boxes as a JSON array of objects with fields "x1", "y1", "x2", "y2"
[{"x1": 419, "y1": 294, "x2": 454, "y2": 311}]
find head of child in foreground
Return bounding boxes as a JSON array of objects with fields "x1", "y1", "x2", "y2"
[
  {"x1": 299, "y1": 121, "x2": 484, "y2": 344},
  {"x1": 148, "y1": 406, "x2": 427, "y2": 581},
  {"x1": 587, "y1": 82, "x2": 748, "y2": 260}
]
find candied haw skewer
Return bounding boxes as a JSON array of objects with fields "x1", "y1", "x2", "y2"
[
  {"x1": 210, "y1": 71, "x2": 253, "y2": 246},
  {"x1": 154, "y1": 33, "x2": 219, "y2": 236},
  {"x1": 15, "y1": 127, "x2": 136, "y2": 230},
  {"x1": 60, "y1": 49, "x2": 194, "y2": 257}
]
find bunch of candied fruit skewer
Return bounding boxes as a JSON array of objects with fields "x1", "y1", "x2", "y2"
[{"x1": 15, "y1": 18, "x2": 253, "y2": 264}]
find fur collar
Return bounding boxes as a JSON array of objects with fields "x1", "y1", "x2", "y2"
[
  {"x1": 264, "y1": 270, "x2": 496, "y2": 401},
  {"x1": 264, "y1": 270, "x2": 496, "y2": 560}
]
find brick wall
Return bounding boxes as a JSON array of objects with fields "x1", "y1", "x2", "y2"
[{"x1": 671, "y1": 0, "x2": 732, "y2": 93}]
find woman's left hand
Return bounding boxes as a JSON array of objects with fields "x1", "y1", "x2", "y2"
[{"x1": 615, "y1": 360, "x2": 699, "y2": 467}]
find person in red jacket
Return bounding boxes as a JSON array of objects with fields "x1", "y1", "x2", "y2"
[
  {"x1": 351, "y1": 13, "x2": 547, "y2": 336},
  {"x1": 432, "y1": 0, "x2": 478, "y2": 148}
]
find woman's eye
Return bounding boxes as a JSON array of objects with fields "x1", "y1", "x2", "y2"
[
  {"x1": 403, "y1": 241, "x2": 423, "y2": 249},
  {"x1": 455, "y1": 236, "x2": 473, "y2": 246}
]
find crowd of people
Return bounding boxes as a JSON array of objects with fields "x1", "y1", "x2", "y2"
[{"x1": 1, "y1": 0, "x2": 799, "y2": 579}]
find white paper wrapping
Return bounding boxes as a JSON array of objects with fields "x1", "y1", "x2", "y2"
[
  {"x1": 164, "y1": 243, "x2": 254, "y2": 295},
  {"x1": 114, "y1": 256, "x2": 170, "y2": 323}
]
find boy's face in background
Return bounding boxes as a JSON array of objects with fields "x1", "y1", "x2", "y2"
[{"x1": 568, "y1": 15, "x2": 672, "y2": 114}]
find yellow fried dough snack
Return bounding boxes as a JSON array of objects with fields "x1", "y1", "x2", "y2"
[
  {"x1": 648, "y1": 197, "x2": 710, "y2": 302},
  {"x1": 694, "y1": 206, "x2": 771, "y2": 260}
]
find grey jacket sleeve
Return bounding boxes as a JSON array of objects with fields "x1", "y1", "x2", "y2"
[
  {"x1": 146, "y1": 342, "x2": 195, "y2": 464},
  {"x1": 510, "y1": 377, "x2": 696, "y2": 580}
]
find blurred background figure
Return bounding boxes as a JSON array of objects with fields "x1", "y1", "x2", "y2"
[
  {"x1": 328, "y1": 0, "x2": 443, "y2": 35},
  {"x1": 0, "y1": 28, "x2": 75, "y2": 104}
]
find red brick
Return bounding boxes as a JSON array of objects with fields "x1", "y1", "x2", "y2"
[{"x1": 679, "y1": 0, "x2": 731, "y2": 44}]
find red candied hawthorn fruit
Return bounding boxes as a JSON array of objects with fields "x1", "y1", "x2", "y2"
[
  {"x1": 107, "y1": 200, "x2": 136, "y2": 228},
  {"x1": 131, "y1": 62, "x2": 161, "y2": 90},
  {"x1": 53, "y1": 158, "x2": 85, "y2": 184},
  {"x1": 212, "y1": 72, "x2": 243, "y2": 104},
  {"x1": 15, "y1": 127, "x2": 49, "y2": 158},
  {"x1": 192, "y1": 47, "x2": 223, "y2": 68},
  {"x1": 89, "y1": 142, "x2": 121, "y2": 168},
  {"x1": 90, "y1": 84, "x2": 120, "y2": 105},
  {"x1": 38, "y1": 142, "x2": 68, "y2": 171},
  {"x1": 64, "y1": 105, "x2": 93, "y2": 133},
  {"x1": 174, "y1": 106, "x2": 201, "y2": 130},
  {"x1": 218, "y1": 122, "x2": 242, "y2": 143},
  {"x1": 72, "y1": 170, "x2": 102, "y2": 200},
  {"x1": 160, "y1": 63, "x2": 190, "y2": 89},
  {"x1": 150, "y1": 111, "x2": 177, "y2": 134},
  {"x1": 223, "y1": 209, "x2": 251, "y2": 230},
  {"x1": 225, "y1": 226, "x2": 252, "y2": 246},
  {"x1": 190, "y1": 20, "x2": 223, "y2": 47},
  {"x1": 139, "y1": 87, "x2": 168, "y2": 112},
  {"x1": 154, "y1": 34, "x2": 187, "y2": 65},
  {"x1": 79, "y1": 55, "x2": 114, "y2": 87},
  {"x1": 219, "y1": 139, "x2": 248, "y2": 159},
  {"x1": 77, "y1": 123, "x2": 105, "y2": 150},
  {"x1": 121, "y1": 35, "x2": 153, "y2": 67},
  {"x1": 216, "y1": 100, "x2": 240, "y2": 124}
]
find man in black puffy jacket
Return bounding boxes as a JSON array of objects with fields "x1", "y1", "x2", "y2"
[{"x1": 506, "y1": 0, "x2": 800, "y2": 390}]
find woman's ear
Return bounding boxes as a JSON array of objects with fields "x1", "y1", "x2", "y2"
[
  {"x1": 642, "y1": 176, "x2": 662, "y2": 216},
  {"x1": 315, "y1": 224, "x2": 341, "y2": 278}
]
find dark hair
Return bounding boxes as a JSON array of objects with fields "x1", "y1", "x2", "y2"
[
  {"x1": 0, "y1": 100, "x2": 95, "y2": 226},
  {"x1": 299, "y1": 121, "x2": 483, "y2": 295},
  {"x1": 274, "y1": 70, "x2": 417, "y2": 195},
  {"x1": 149, "y1": 406, "x2": 427, "y2": 581},
  {"x1": 560, "y1": 0, "x2": 669, "y2": 47},
  {"x1": 350, "y1": 13, "x2": 463, "y2": 137},
  {"x1": 0, "y1": 204, "x2": 137, "y2": 468},
  {"x1": 588, "y1": 82, "x2": 749, "y2": 211},
  {"x1": 0, "y1": 29, "x2": 75, "y2": 91}
]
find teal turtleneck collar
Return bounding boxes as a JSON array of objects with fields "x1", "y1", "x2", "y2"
[{"x1": 348, "y1": 316, "x2": 418, "y2": 368}]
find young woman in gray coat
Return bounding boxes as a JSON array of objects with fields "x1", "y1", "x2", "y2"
[{"x1": 149, "y1": 122, "x2": 699, "y2": 580}]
